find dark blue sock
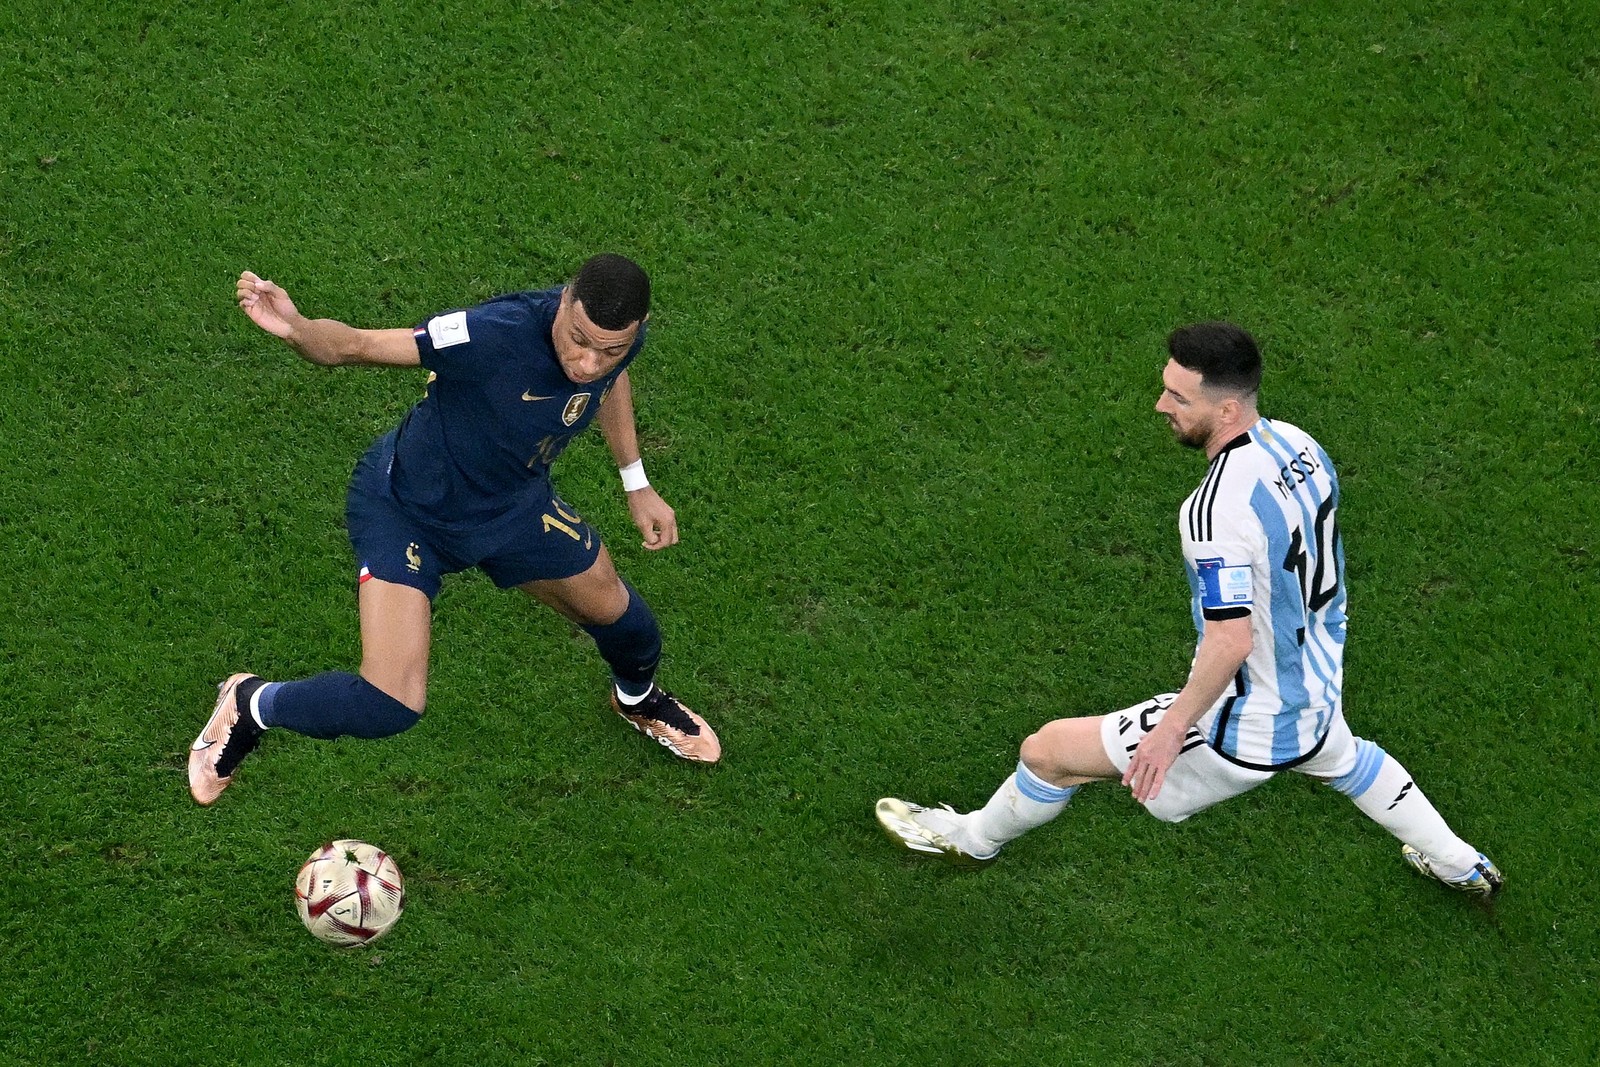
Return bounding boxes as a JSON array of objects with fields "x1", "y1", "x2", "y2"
[
  {"x1": 258, "y1": 672, "x2": 421, "y2": 740},
  {"x1": 581, "y1": 581, "x2": 662, "y2": 696}
]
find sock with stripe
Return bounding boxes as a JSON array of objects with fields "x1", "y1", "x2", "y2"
[
  {"x1": 255, "y1": 672, "x2": 422, "y2": 740},
  {"x1": 959, "y1": 760, "x2": 1081, "y2": 857},
  {"x1": 1325, "y1": 738, "x2": 1480, "y2": 878}
]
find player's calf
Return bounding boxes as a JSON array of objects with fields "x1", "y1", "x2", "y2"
[{"x1": 1324, "y1": 738, "x2": 1490, "y2": 891}]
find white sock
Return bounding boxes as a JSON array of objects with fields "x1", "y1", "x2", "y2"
[
  {"x1": 248, "y1": 683, "x2": 273, "y2": 730},
  {"x1": 960, "y1": 761, "x2": 1079, "y2": 856},
  {"x1": 1327, "y1": 739, "x2": 1479, "y2": 874},
  {"x1": 613, "y1": 682, "x2": 652, "y2": 707}
]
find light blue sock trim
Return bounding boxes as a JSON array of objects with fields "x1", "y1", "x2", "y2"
[
  {"x1": 1328, "y1": 739, "x2": 1385, "y2": 798},
  {"x1": 1016, "y1": 760, "x2": 1080, "y2": 805}
]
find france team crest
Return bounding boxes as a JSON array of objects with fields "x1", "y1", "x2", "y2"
[{"x1": 562, "y1": 393, "x2": 591, "y2": 427}]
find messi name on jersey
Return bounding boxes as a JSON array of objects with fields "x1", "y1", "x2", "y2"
[{"x1": 1270, "y1": 447, "x2": 1324, "y2": 500}]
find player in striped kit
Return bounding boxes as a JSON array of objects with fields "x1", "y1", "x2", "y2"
[{"x1": 876, "y1": 322, "x2": 1501, "y2": 896}]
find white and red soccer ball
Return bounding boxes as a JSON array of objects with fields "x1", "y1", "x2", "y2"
[{"x1": 294, "y1": 840, "x2": 405, "y2": 947}]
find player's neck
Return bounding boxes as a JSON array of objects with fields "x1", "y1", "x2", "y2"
[{"x1": 1204, "y1": 408, "x2": 1260, "y2": 459}]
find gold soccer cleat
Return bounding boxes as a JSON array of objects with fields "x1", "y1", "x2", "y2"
[{"x1": 612, "y1": 687, "x2": 721, "y2": 764}]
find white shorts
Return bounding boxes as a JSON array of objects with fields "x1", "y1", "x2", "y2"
[{"x1": 1099, "y1": 694, "x2": 1359, "y2": 823}]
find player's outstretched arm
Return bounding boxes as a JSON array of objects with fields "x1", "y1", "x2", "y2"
[
  {"x1": 235, "y1": 270, "x2": 420, "y2": 368},
  {"x1": 596, "y1": 370, "x2": 679, "y2": 551}
]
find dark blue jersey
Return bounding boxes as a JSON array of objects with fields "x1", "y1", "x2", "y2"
[{"x1": 390, "y1": 286, "x2": 643, "y2": 529}]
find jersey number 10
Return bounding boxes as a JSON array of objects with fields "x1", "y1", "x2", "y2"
[{"x1": 1281, "y1": 496, "x2": 1341, "y2": 613}]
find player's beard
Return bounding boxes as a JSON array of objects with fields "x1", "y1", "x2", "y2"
[{"x1": 1167, "y1": 414, "x2": 1211, "y2": 450}]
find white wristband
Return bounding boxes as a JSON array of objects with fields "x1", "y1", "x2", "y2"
[{"x1": 619, "y1": 459, "x2": 649, "y2": 492}]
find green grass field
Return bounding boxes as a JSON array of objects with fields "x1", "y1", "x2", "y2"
[{"x1": 3, "y1": 1, "x2": 1597, "y2": 1063}]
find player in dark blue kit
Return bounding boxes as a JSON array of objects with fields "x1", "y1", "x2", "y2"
[{"x1": 189, "y1": 254, "x2": 720, "y2": 806}]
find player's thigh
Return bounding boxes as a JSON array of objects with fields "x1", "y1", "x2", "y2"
[
  {"x1": 479, "y1": 492, "x2": 609, "y2": 593},
  {"x1": 1294, "y1": 711, "x2": 1358, "y2": 781},
  {"x1": 357, "y1": 577, "x2": 432, "y2": 712},
  {"x1": 516, "y1": 545, "x2": 630, "y2": 627},
  {"x1": 1101, "y1": 694, "x2": 1273, "y2": 822},
  {"x1": 1020, "y1": 717, "x2": 1121, "y2": 784},
  {"x1": 346, "y1": 442, "x2": 456, "y2": 601},
  {"x1": 345, "y1": 445, "x2": 447, "y2": 712}
]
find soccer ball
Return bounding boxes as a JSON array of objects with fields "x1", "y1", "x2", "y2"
[{"x1": 294, "y1": 839, "x2": 405, "y2": 947}]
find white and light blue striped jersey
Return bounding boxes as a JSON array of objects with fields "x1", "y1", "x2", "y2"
[{"x1": 1179, "y1": 418, "x2": 1348, "y2": 770}]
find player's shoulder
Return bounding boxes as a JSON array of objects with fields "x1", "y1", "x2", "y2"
[
  {"x1": 469, "y1": 287, "x2": 561, "y2": 331},
  {"x1": 1214, "y1": 419, "x2": 1325, "y2": 473},
  {"x1": 1186, "y1": 420, "x2": 1324, "y2": 531},
  {"x1": 1253, "y1": 417, "x2": 1323, "y2": 453},
  {"x1": 1248, "y1": 419, "x2": 1337, "y2": 481},
  {"x1": 1198, "y1": 427, "x2": 1266, "y2": 486},
  {"x1": 420, "y1": 288, "x2": 557, "y2": 342}
]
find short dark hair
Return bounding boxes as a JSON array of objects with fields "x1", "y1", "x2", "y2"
[
  {"x1": 570, "y1": 254, "x2": 650, "y2": 330},
  {"x1": 1167, "y1": 321, "x2": 1262, "y2": 396}
]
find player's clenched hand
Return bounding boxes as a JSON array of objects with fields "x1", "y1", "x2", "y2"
[
  {"x1": 626, "y1": 486, "x2": 679, "y2": 550},
  {"x1": 236, "y1": 270, "x2": 302, "y2": 340},
  {"x1": 1123, "y1": 724, "x2": 1183, "y2": 804}
]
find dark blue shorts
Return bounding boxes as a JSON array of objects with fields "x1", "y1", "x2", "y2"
[{"x1": 345, "y1": 434, "x2": 603, "y2": 599}]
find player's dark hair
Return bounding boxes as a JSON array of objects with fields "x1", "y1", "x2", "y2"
[
  {"x1": 1167, "y1": 321, "x2": 1262, "y2": 396},
  {"x1": 570, "y1": 254, "x2": 650, "y2": 330}
]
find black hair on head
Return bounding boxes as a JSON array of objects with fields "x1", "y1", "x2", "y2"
[
  {"x1": 570, "y1": 254, "x2": 650, "y2": 330},
  {"x1": 1167, "y1": 321, "x2": 1263, "y2": 396}
]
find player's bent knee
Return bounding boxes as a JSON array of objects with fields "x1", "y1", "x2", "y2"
[
  {"x1": 361, "y1": 670, "x2": 427, "y2": 715},
  {"x1": 573, "y1": 568, "x2": 632, "y2": 626},
  {"x1": 523, "y1": 562, "x2": 631, "y2": 627},
  {"x1": 1017, "y1": 723, "x2": 1094, "y2": 780},
  {"x1": 575, "y1": 582, "x2": 630, "y2": 627},
  {"x1": 1020, "y1": 718, "x2": 1113, "y2": 785},
  {"x1": 1020, "y1": 723, "x2": 1075, "y2": 776},
  {"x1": 392, "y1": 683, "x2": 427, "y2": 715},
  {"x1": 1019, "y1": 728, "x2": 1056, "y2": 773}
]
